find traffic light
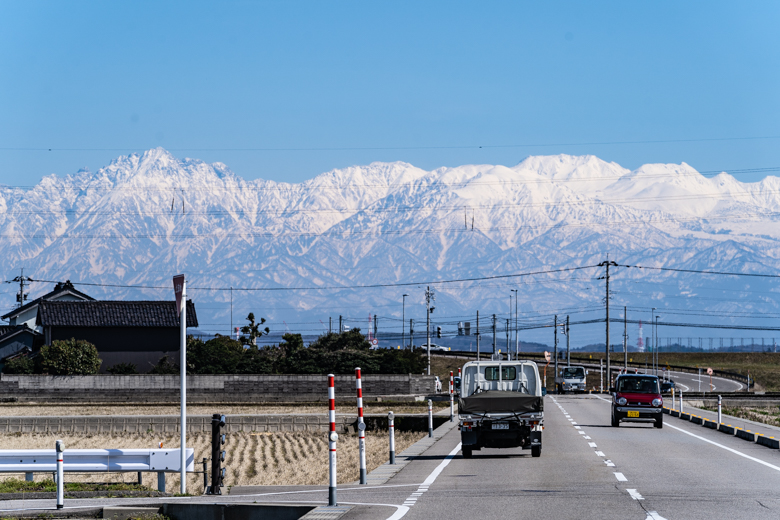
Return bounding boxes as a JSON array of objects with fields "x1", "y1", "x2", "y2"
[
  {"x1": 207, "y1": 414, "x2": 227, "y2": 495},
  {"x1": 437, "y1": 326, "x2": 442, "y2": 338}
]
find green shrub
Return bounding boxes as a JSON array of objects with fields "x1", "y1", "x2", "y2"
[
  {"x1": 149, "y1": 355, "x2": 179, "y2": 374},
  {"x1": 2, "y1": 355, "x2": 34, "y2": 374},
  {"x1": 40, "y1": 338, "x2": 102, "y2": 375}
]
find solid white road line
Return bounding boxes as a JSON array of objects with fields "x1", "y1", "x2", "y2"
[
  {"x1": 646, "y1": 511, "x2": 668, "y2": 520},
  {"x1": 665, "y1": 423, "x2": 780, "y2": 472},
  {"x1": 614, "y1": 472, "x2": 627, "y2": 482}
]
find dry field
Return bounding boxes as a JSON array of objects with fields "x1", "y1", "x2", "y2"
[
  {"x1": 0, "y1": 402, "x2": 447, "y2": 417},
  {"x1": 701, "y1": 405, "x2": 780, "y2": 428},
  {"x1": 0, "y1": 430, "x2": 424, "y2": 494}
]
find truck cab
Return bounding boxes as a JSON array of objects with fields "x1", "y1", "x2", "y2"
[
  {"x1": 458, "y1": 360, "x2": 544, "y2": 458},
  {"x1": 556, "y1": 365, "x2": 587, "y2": 394}
]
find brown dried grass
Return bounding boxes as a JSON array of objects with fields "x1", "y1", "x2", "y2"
[{"x1": 0, "y1": 430, "x2": 423, "y2": 493}]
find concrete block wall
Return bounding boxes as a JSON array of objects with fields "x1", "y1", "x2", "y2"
[
  {"x1": 0, "y1": 374, "x2": 435, "y2": 403},
  {"x1": 0, "y1": 414, "x2": 445, "y2": 434}
]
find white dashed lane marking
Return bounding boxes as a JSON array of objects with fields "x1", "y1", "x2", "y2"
[
  {"x1": 627, "y1": 489, "x2": 644, "y2": 500},
  {"x1": 614, "y1": 472, "x2": 627, "y2": 482}
]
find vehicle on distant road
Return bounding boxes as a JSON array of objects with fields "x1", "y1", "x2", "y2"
[
  {"x1": 555, "y1": 365, "x2": 587, "y2": 394},
  {"x1": 610, "y1": 374, "x2": 663, "y2": 428},
  {"x1": 660, "y1": 381, "x2": 675, "y2": 393},
  {"x1": 458, "y1": 360, "x2": 544, "y2": 458},
  {"x1": 420, "y1": 343, "x2": 449, "y2": 352}
]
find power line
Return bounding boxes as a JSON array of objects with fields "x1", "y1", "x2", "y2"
[
  {"x1": 621, "y1": 264, "x2": 780, "y2": 279},
  {"x1": 3, "y1": 135, "x2": 780, "y2": 153},
  {"x1": 24, "y1": 265, "x2": 598, "y2": 292},
  {"x1": 3, "y1": 213, "x2": 776, "y2": 240}
]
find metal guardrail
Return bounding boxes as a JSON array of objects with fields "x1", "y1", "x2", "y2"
[
  {"x1": 0, "y1": 448, "x2": 195, "y2": 473},
  {"x1": 432, "y1": 350, "x2": 753, "y2": 388}
]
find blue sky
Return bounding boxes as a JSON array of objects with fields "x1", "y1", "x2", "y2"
[{"x1": 1, "y1": 1, "x2": 779, "y2": 185}]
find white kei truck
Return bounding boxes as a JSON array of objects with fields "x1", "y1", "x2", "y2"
[
  {"x1": 555, "y1": 365, "x2": 588, "y2": 394},
  {"x1": 457, "y1": 360, "x2": 544, "y2": 458}
]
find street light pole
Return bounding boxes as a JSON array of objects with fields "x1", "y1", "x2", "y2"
[
  {"x1": 655, "y1": 316, "x2": 660, "y2": 376},
  {"x1": 511, "y1": 289, "x2": 518, "y2": 359}
]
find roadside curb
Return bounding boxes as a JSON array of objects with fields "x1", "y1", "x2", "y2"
[
  {"x1": 667, "y1": 405, "x2": 780, "y2": 451},
  {"x1": 363, "y1": 415, "x2": 459, "y2": 486}
]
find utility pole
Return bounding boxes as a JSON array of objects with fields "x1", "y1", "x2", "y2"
[
  {"x1": 410, "y1": 319, "x2": 414, "y2": 349},
  {"x1": 230, "y1": 286, "x2": 233, "y2": 336},
  {"x1": 513, "y1": 289, "x2": 519, "y2": 358},
  {"x1": 374, "y1": 314, "x2": 378, "y2": 342},
  {"x1": 506, "y1": 318, "x2": 510, "y2": 360},
  {"x1": 554, "y1": 315, "x2": 558, "y2": 390},
  {"x1": 402, "y1": 294, "x2": 408, "y2": 349},
  {"x1": 598, "y1": 260, "x2": 617, "y2": 389},
  {"x1": 492, "y1": 314, "x2": 497, "y2": 359},
  {"x1": 624, "y1": 306, "x2": 628, "y2": 371},
  {"x1": 476, "y1": 311, "x2": 480, "y2": 361},
  {"x1": 566, "y1": 315, "x2": 570, "y2": 367},
  {"x1": 12, "y1": 268, "x2": 32, "y2": 308},
  {"x1": 655, "y1": 315, "x2": 660, "y2": 376},
  {"x1": 329, "y1": 317, "x2": 332, "y2": 334},
  {"x1": 425, "y1": 286, "x2": 435, "y2": 375},
  {"x1": 339, "y1": 315, "x2": 343, "y2": 333}
]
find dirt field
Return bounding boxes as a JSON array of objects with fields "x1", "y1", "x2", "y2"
[
  {"x1": 0, "y1": 429, "x2": 424, "y2": 494},
  {"x1": 701, "y1": 405, "x2": 780, "y2": 428},
  {"x1": 0, "y1": 402, "x2": 447, "y2": 417}
]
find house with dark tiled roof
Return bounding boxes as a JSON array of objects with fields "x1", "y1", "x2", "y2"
[
  {"x1": 36, "y1": 300, "x2": 198, "y2": 372},
  {"x1": 2, "y1": 281, "x2": 94, "y2": 333},
  {"x1": 0, "y1": 324, "x2": 38, "y2": 365}
]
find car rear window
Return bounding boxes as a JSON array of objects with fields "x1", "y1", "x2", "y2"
[
  {"x1": 617, "y1": 377, "x2": 659, "y2": 394},
  {"x1": 484, "y1": 367, "x2": 516, "y2": 381}
]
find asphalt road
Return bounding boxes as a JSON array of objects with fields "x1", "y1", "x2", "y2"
[{"x1": 4, "y1": 393, "x2": 777, "y2": 519}]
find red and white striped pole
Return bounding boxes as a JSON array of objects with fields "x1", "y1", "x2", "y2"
[
  {"x1": 328, "y1": 374, "x2": 338, "y2": 506},
  {"x1": 355, "y1": 368, "x2": 367, "y2": 485},
  {"x1": 449, "y1": 371, "x2": 454, "y2": 422},
  {"x1": 428, "y1": 398, "x2": 433, "y2": 437}
]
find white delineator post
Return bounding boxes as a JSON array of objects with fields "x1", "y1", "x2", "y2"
[
  {"x1": 173, "y1": 274, "x2": 187, "y2": 495},
  {"x1": 388, "y1": 411, "x2": 395, "y2": 465},
  {"x1": 355, "y1": 368, "x2": 367, "y2": 485},
  {"x1": 671, "y1": 388, "x2": 675, "y2": 410},
  {"x1": 680, "y1": 390, "x2": 684, "y2": 414},
  {"x1": 55, "y1": 440, "x2": 64, "y2": 509},
  {"x1": 717, "y1": 394, "x2": 722, "y2": 424},
  {"x1": 328, "y1": 374, "x2": 338, "y2": 506},
  {"x1": 428, "y1": 399, "x2": 433, "y2": 437},
  {"x1": 449, "y1": 371, "x2": 454, "y2": 422}
]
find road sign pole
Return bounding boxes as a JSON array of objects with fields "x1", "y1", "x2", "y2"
[
  {"x1": 428, "y1": 399, "x2": 433, "y2": 438},
  {"x1": 388, "y1": 411, "x2": 395, "y2": 464}
]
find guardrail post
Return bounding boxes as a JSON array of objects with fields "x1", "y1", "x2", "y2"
[
  {"x1": 717, "y1": 395, "x2": 722, "y2": 424},
  {"x1": 157, "y1": 472, "x2": 166, "y2": 493},
  {"x1": 388, "y1": 411, "x2": 396, "y2": 464},
  {"x1": 137, "y1": 471, "x2": 142, "y2": 486},
  {"x1": 202, "y1": 458, "x2": 208, "y2": 492},
  {"x1": 25, "y1": 472, "x2": 33, "y2": 482},
  {"x1": 328, "y1": 374, "x2": 338, "y2": 507},
  {"x1": 428, "y1": 399, "x2": 434, "y2": 437},
  {"x1": 55, "y1": 440, "x2": 64, "y2": 510}
]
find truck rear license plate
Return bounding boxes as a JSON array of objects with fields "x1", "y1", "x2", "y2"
[
  {"x1": 492, "y1": 423, "x2": 509, "y2": 430},
  {"x1": 627, "y1": 411, "x2": 639, "y2": 418}
]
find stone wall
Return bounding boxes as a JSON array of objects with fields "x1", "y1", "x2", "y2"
[{"x1": 0, "y1": 374, "x2": 435, "y2": 403}]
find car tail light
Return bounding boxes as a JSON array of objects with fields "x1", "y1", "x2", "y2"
[{"x1": 652, "y1": 398, "x2": 662, "y2": 407}]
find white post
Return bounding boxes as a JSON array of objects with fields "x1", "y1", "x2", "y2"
[
  {"x1": 55, "y1": 440, "x2": 64, "y2": 509},
  {"x1": 355, "y1": 368, "x2": 367, "y2": 485},
  {"x1": 717, "y1": 395, "x2": 722, "y2": 424},
  {"x1": 179, "y1": 279, "x2": 187, "y2": 495},
  {"x1": 698, "y1": 368, "x2": 701, "y2": 393},
  {"x1": 600, "y1": 358, "x2": 603, "y2": 393},
  {"x1": 680, "y1": 390, "x2": 684, "y2": 414},
  {"x1": 671, "y1": 388, "x2": 675, "y2": 410},
  {"x1": 388, "y1": 411, "x2": 395, "y2": 464},
  {"x1": 428, "y1": 399, "x2": 433, "y2": 437},
  {"x1": 449, "y1": 371, "x2": 454, "y2": 422}
]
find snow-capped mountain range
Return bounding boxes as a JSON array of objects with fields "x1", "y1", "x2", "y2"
[{"x1": 3, "y1": 148, "x2": 779, "y2": 347}]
